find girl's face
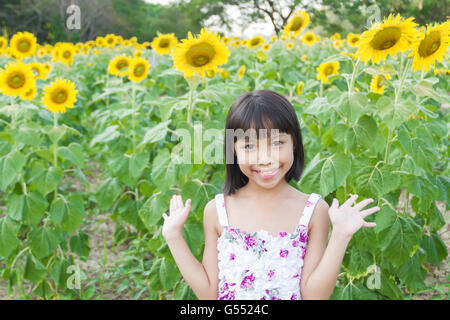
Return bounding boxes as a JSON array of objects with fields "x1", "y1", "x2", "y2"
[{"x1": 234, "y1": 129, "x2": 294, "y2": 188}]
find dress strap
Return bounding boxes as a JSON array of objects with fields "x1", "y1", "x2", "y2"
[
  {"x1": 215, "y1": 193, "x2": 229, "y2": 227},
  {"x1": 298, "y1": 193, "x2": 322, "y2": 227}
]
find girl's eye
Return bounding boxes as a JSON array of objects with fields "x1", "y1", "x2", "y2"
[
  {"x1": 273, "y1": 141, "x2": 283, "y2": 146},
  {"x1": 244, "y1": 144, "x2": 255, "y2": 150}
]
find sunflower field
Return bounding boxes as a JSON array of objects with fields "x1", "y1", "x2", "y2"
[{"x1": 0, "y1": 10, "x2": 449, "y2": 300}]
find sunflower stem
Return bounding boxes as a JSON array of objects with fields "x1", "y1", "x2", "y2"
[
  {"x1": 53, "y1": 112, "x2": 58, "y2": 200},
  {"x1": 319, "y1": 82, "x2": 323, "y2": 97},
  {"x1": 10, "y1": 96, "x2": 16, "y2": 129},
  {"x1": 385, "y1": 57, "x2": 412, "y2": 165},
  {"x1": 348, "y1": 57, "x2": 361, "y2": 94},
  {"x1": 131, "y1": 85, "x2": 136, "y2": 155}
]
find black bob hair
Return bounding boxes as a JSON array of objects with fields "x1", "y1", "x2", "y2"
[{"x1": 222, "y1": 89, "x2": 305, "y2": 196}]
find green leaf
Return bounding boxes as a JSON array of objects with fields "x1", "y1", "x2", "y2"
[
  {"x1": 377, "y1": 97, "x2": 416, "y2": 130},
  {"x1": 23, "y1": 252, "x2": 46, "y2": 283},
  {"x1": 89, "y1": 125, "x2": 120, "y2": 147},
  {"x1": 95, "y1": 177, "x2": 122, "y2": 211},
  {"x1": 50, "y1": 193, "x2": 84, "y2": 234},
  {"x1": 421, "y1": 233, "x2": 448, "y2": 266},
  {"x1": 28, "y1": 166, "x2": 63, "y2": 196},
  {"x1": 398, "y1": 255, "x2": 426, "y2": 291},
  {"x1": 299, "y1": 152, "x2": 350, "y2": 196},
  {"x1": 0, "y1": 150, "x2": 26, "y2": 191},
  {"x1": 139, "y1": 192, "x2": 169, "y2": 229},
  {"x1": 160, "y1": 258, "x2": 181, "y2": 291},
  {"x1": 138, "y1": 120, "x2": 171, "y2": 147},
  {"x1": 397, "y1": 130, "x2": 438, "y2": 172},
  {"x1": 69, "y1": 232, "x2": 90, "y2": 258},
  {"x1": 10, "y1": 124, "x2": 43, "y2": 146},
  {"x1": 7, "y1": 192, "x2": 48, "y2": 227},
  {"x1": 0, "y1": 217, "x2": 19, "y2": 257},
  {"x1": 58, "y1": 143, "x2": 85, "y2": 168},
  {"x1": 151, "y1": 148, "x2": 177, "y2": 192},
  {"x1": 28, "y1": 227, "x2": 60, "y2": 259},
  {"x1": 377, "y1": 209, "x2": 422, "y2": 267},
  {"x1": 148, "y1": 258, "x2": 162, "y2": 291}
]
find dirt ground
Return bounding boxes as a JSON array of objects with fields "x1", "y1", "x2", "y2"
[{"x1": 1, "y1": 179, "x2": 448, "y2": 299}]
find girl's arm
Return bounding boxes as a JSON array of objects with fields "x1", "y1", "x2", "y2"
[
  {"x1": 301, "y1": 195, "x2": 379, "y2": 299},
  {"x1": 162, "y1": 195, "x2": 219, "y2": 300}
]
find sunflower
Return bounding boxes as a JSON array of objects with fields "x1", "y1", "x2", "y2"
[
  {"x1": 104, "y1": 34, "x2": 117, "y2": 48},
  {"x1": 54, "y1": 43, "x2": 76, "y2": 65},
  {"x1": 331, "y1": 33, "x2": 341, "y2": 40},
  {"x1": 134, "y1": 49, "x2": 143, "y2": 57},
  {"x1": 247, "y1": 36, "x2": 265, "y2": 49},
  {"x1": 302, "y1": 32, "x2": 316, "y2": 45},
  {"x1": 356, "y1": 13, "x2": 419, "y2": 64},
  {"x1": 41, "y1": 78, "x2": 78, "y2": 114},
  {"x1": 206, "y1": 69, "x2": 216, "y2": 78},
  {"x1": 370, "y1": 74, "x2": 392, "y2": 94},
  {"x1": 95, "y1": 36, "x2": 105, "y2": 48},
  {"x1": 126, "y1": 56, "x2": 150, "y2": 82},
  {"x1": 171, "y1": 28, "x2": 230, "y2": 78},
  {"x1": 0, "y1": 60, "x2": 36, "y2": 97},
  {"x1": 108, "y1": 54, "x2": 132, "y2": 76},
  {"x1": 332, "y1": 39, "x2": 344, "y2": 49},
  {"x1": 270, "y1": 36, "x2": 278, "y2": 42},
  {"x1": 283, "y1": 10, "x2": 310, "y2": 38},
  {"x1": 347, "y1": 33, "x2": 361, "y2": 47},
  {"x1": 256, "y1": 51, "x2": 266, "y2": 62},
  {"x1": 261, "y1": 43, "x2": 271, "y2": 51},
  {"x1": 20, "y1": 85, "x2": 37, "y2": 101},
  {"x1": 411, "y1": 21, "x2": 450, "y2": 73},
  {"x1": 316, "y1": 61, "x2": 340, "y2": 84},
  {"x1": 286, "y1": 42, "x2": 294, "y2": 50},
  {"x1": 9, "y1": 31, "x2": 37, "y2": 59},
  {"x1": 29, "y1": 62, "x2": 50, "y2": 80},
  {"x1": 238, "y1": 65, "x2": 246, "y2": 80},
  {"x1": 0, "y1": 36, "x2": 7, "y2": 50},
  {"x1": 296, "y1": 81, "x2": 304, "y2": 95},
  {"x1": 151, "y1": 33, "x2": 178, "y2": 55},
  {"x1": 220, "y1": 69, "x2": 229, "y2": 80},
  {"x1": 222, "y1": 37, "x2": 231, "y2": 45}
]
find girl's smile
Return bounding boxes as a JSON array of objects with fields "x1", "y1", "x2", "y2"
[{"x1": 252, "y1": 166, "x2": 281, "y2": 180}]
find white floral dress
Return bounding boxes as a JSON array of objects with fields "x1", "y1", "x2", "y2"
[{"x1": 215, "y1": 192, "x2": 322, "y2": 300}]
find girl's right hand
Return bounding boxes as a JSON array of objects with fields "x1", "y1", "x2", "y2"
[{"x1": 162, "y1": 195, "x2": 191, "y2": 240}]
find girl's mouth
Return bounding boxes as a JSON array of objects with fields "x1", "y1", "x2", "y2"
[{"x1": 252, "y1": 167, "x2": 280, "y2": 180}]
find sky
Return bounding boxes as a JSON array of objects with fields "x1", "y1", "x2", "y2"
[{"x1": 144, "y1": 0, "x2": 276, "y2": 38}]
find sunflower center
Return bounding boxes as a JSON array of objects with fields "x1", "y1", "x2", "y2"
[
  {"x1": 351, "y1": 37, "x2": 359, "y2": 44},
  {"x1": 116, "y1": 59, "x2": 128, "y2": 70},
  {"x1": 52, "y1": 89, "x2": 68, "y2": 103},
  {"x1": 134, "y1": 64, "x2": 145, "y2": 76},
  {"x1": 251, "y1": 38, "x2": 261, "y2": 46},
  {"x1": 307, "y1": 35, "x2": 313, "y2": 41},
  {"x1": 186, "y1": 42, "x2": 215, "y2": 67},
  {"x1": 418, "y1": 31, "x2": 441, "y2": 57},
  {"x1": 325, "y1": 66, "x2": 334, "y2": 75},
  {"x1": 63, "y1": 50, "x2": 72, "y2": 58},
  {"x1": 7, "y1": 72, "x2": 26, "y2": 89},
  {"x1": 289, "y1": 17, "x2": 304, "y2": 32},
  {"x1": 369, "y1": 27, "x2": 401, "y2": 50},
  {"x1": 18, "y1": 40, "x2": 30, "y2": 52},
  {"x1": 159, "y1": 39, "x2": 170, "y2": 48}
]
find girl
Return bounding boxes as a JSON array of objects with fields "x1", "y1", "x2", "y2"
[{"x1": 162, "y1": 90, "x2": 379, "y2": 300}]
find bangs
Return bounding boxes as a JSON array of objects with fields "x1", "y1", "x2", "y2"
[{"x1": 227, "y1": 91, "x2": 297, "y2": 142}]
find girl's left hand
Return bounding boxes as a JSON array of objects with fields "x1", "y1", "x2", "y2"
[{"x1": 328, "y1": 194, "x2": 380, "y2": 238}]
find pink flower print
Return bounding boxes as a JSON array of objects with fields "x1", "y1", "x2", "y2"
[
  {"x1": 279, "y1": 231, "x2": 288, "y2": 237},
  {"x1": 244, "y1": 235, "x2": 258, "y2": 248},
  {"x1": 280, "y1": 249, "x2": 289, "y2": 258},
  {"x1": 290, "y1": 293, "x2": 298, "y2": 300},
  {"x1": 293, "y1": 273, "x2": 300, "y2": 279},
  {"x1": 305, "y1": 200, "x2": 314, "y2": 207},
  {"x1": 222, "y1": 201, "x2": 225, "y2": 208},
  {"x1": 292, "y1": 240, "x2": 298, "y2": 247},
  {"x1": 270, "y1": 296, "x2": 281, "y2": 300},
  {"x1": 267, "y1": 270, "x2": 275, "y2": 281},
  {"x1": 240, "y1": 273, "x2": 255, "y2": 289},
  {"x1": 229, "y1": 253, "x2": 235, "y2": 261},
  {"x1": 260, "y1": 296, "x2": 267, "y2": 300},
  {"x1": 300, "y1": 245, "x2": 307, "y2": 259},
  {"x1": 228, "y1": 228, "x2": 240, "y2": 240},
  {"x1": 299, "y1": 228, "x2": 308, "y2": 243}
]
